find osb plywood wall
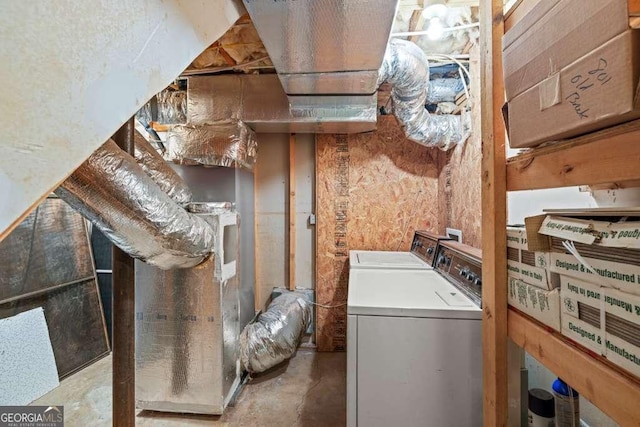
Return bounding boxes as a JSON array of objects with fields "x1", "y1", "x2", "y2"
[
  {"x1": 316, "y1": 116, "x2": 440, "y2": 351},
  {"x1": 438, "y1": 46, "x2": 482, "y2": 249}
]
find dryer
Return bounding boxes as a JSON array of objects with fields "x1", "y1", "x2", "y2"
[
  {"x1": 347, "y1": 240, "x2": 483, "y2": 427},
  {"x1": 349, "y1": 231, "x2": 450, "y2": 270}
]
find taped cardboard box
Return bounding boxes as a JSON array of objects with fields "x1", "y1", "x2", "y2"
[
  {"x1": 508, "y1": 30, "x2": 640, "y2": 148},
  {"x1": 508, "y1": 276, "x2": 560, "y2": 331},
  {"x1": 502, "y1": 0, "x2": 628, "y2": 101},
  {"x1": 540, "y1": 215, "x2": 640, "y2": 249},
  {"x1": 550, "y1": 252, "x2": 640, "y2": 296}
]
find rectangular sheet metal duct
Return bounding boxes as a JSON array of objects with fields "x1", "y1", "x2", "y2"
[
  {"x1": 242, "y1": 0, "x2": 399, "y2": 95},
  {"x1": 187, "y1": 74, "x2": 377, "y2": 134}
]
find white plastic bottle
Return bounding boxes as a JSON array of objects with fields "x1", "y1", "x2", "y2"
[{"x1": 552, "y1": 378, "x2": 580, "y2": 427}]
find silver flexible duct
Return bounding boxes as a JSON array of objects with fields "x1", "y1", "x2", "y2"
[
  {"x1": 378, "y1": 38, "x2": 466, "y2": 151},
  {"x1": 240, "y1": 292, "x2": 311, "y2": 373},
  {"x1": 55, "y1": 139, "x2": 215, "y2": 270},
  {"x1": 133, "y1": 130, "x2": 193, "y2": 204}
]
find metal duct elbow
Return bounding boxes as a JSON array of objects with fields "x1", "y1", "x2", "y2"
[
  {"x1": 55, "y1": 139, "x2": 215, "y2": 270},
  {"x1": 240, "y1": 292, "x2": 311, "y2": 373},
  {"x1": 378, "y1": 39, "x2": 467, "y2": 151},
  {"x1": 133, "y1": 130, "x2": 193, "y2": 204}
]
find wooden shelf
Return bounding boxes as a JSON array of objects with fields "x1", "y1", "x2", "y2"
[
  {"x1": 509, "y1": 309, "x2": 640, "y2": 425},
  {"x1": 506, "y1": 119, "x2": 640, "y2": 191}
]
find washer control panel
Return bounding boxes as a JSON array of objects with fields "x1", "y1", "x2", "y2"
[{"x1": 411, "y1": 231, "x2": 451, "y2": 267}]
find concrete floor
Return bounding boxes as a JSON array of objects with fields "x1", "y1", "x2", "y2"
[{"x1": 33, "y1": 350, "x2": 346, "y2": 426}]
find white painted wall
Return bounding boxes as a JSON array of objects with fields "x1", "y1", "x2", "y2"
[
  {"x1": 255, "y1": 134, "x2": 288, "y2": 309},
  {"x1": 294, "y1": 134, "x2": 316, "y2": 290},
  {"x1": 254, "y1": 133, "x2": 316, "y2": 310},
  {"x1": 0, "y1": 0, "x2": 244, "y2": 241}
]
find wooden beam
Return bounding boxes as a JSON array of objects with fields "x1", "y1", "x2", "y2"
[
  {"x1": 507, "y1": 119, "x2": 640, "y2": 191},
  {"x1": 111, "y1": 119, "x2": 136, "y2": 427},
  {"x1": 217, "y1": 46, "x2": 237, "y2": 66},
  {"x1": 289, "y1": 134, "x2": 296, "y2": 291},
  {"x1": 480, "y1": 1, "x2": 508, "y2": 426},
  {"x1": 630, "y1": 0, "x2": 640, "y2": 16},
  {"x1": 509, "y1": 309, "x2": 640, "y2": 426}
]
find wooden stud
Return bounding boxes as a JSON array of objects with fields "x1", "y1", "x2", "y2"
[
  {"x1": 289, "y1": 134, "x2": 296, "y2": 291},
  {"x1": 217, "y1": 46, "x2": 237, "y2": 66},
  {"x1": 480, "y1": 0, "x2": 508, "y2": 426},
  {"x1": 254, "y1": 160, "x2": 261, "y2": 311},
  {"x1": 408, "y1": 9, "x2": 425, "y2": 43},
  {"x1": 507, "y1": 119, "x2": 640, "y2": 191},
  {"x1": 509, "y1": 309, "x2": 640, "y2": 425}
]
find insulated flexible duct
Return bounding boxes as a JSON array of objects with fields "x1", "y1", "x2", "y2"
[
  {"x1": 133, "y1": 130, "x2": 192, "y2": 204},
  {"x1": 240, "y1": 292, "x2": 311, "y2": 373},
  {"x1": 55, "y1": 139, "x2": 215, "y2": 270},
  {"x1": 378, "y1": 38, "x2": 466, "y2": 150}
]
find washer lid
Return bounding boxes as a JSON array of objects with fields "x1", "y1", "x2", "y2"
[
  {"x1": 349, "y1": 250, "x2": 432, "y2": 269},
  {"x1": 347, "y1": 269, "x2": 481, "y2": 319}
]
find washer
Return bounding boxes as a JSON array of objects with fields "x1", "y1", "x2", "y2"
[
  {"x1": 349, "y1": 231, "x2": 450, "y2": 270},
  {"x1": 347, "y1": 241, "x2": 483, "y2": 427}
]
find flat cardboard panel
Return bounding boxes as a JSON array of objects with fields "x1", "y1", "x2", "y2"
[
  {"x1": 316, "y1": 117, "x2": 439, "y2": 351},
  {"x1": 509, "y1": 30, "x2": 640, "y2": 148},
  {"x1": 503, "y1": 0, "x2": 627, "y2": 100}
]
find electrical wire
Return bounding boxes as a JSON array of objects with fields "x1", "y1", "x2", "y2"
[
  {"x1": 310, "y1": 301, "x2": 348, "y2": 309},
  {"x1": 391, "y1": 22, "x2": 480, "y2": 38}
]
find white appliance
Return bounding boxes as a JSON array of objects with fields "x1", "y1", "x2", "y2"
[
  {"x1": 347, "y1": 240, "x2": 483, "y2": 427},
  {"x1": 349, "y1": 231, "x2": 449, "y2": 270}
]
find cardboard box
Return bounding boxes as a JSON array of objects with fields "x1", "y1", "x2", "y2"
[
  {"x1": 550, "y1": 252, "x2": 640, "y2": 296},
  {"x1": 605, "y1": 333, "x2": 640, "y2": 377},
  {"x1": 509, "y1": 276, "x2": 561, "y2": 331},
  {"x1": 508, "y1": 30, "x2": 640, "y2": 148},
  {"x1": 507, "y1": 226, "x2": 528, "y2": 251},
  {"x1": 540, "y1": 215, "x2": 640, "y2": 249},
  {"x1": 508, "y1": 255, "x2": 554, "y2": 290},
  {"x1": 561, "y1": 314, "x2": 605, "y2": 355},
  {"x1": 560, "y1": 275, "x2": 603, "y2": 321},
  {"x1": 602, "y1": 287, "x2": 640, "y2": 377},
  {"x1": 502, "y1": 0, "x2": 628, "y2": 101}
]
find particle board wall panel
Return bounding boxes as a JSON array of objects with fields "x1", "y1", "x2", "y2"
[{"x1": 316, "y1": 116, "x2": 440, "y2": 351}]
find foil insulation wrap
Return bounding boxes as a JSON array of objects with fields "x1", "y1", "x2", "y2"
[
  {"x1": 133, "y1": 130, "x2": 192, "y2": 204},
  {"x1": 187, "y1": 74, "x2": 377, "y2": 134},
  {"x1": 243, "y1": 0, "x2": 399, "y2": 94},
  {"x1": 135, "y1": 251, "x2": 241, "y2": 415},
  {"x1": 55, "y1": 139, "x2": 215, "y2": 270},
  {"x1": 378, "y1": 39, "x2": 465, "y2": 150},
  {"x1": 240, "y1": 292, "x2": 311, "y2": 373},
  {"x1": 137, "y1": 89, "x2": 187, "y2": 125},
  {"x1": 166, "y1": 121, "x2": 258, "y2": 169}
]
